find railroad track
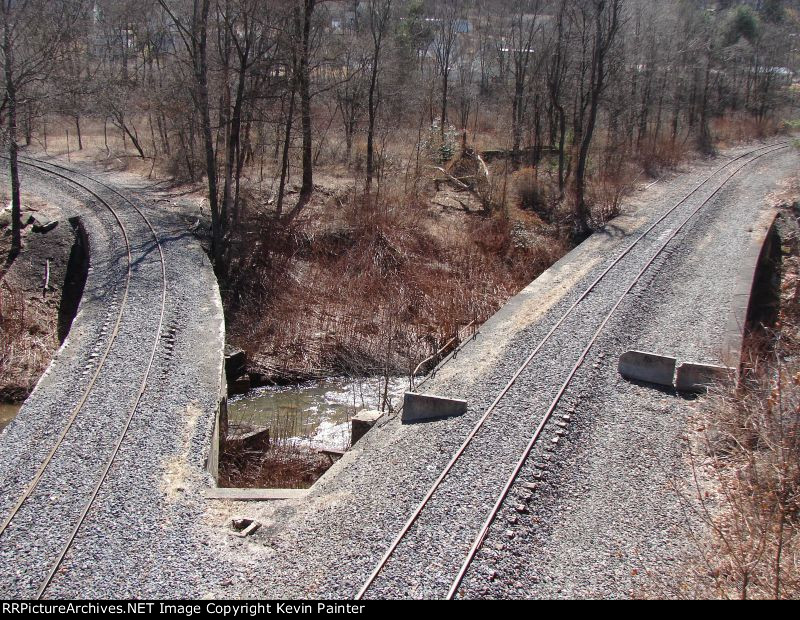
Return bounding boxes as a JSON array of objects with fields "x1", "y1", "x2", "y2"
[
  {"x1": 0, "y1": 156, "x2": 167, "y2": 599},
  {"x1": 355, "y1": 141, "x2": 790, "y2": 600}
]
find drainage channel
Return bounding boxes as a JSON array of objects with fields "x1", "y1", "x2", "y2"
[{"x1": 211, "y1": 377, "x2": 407, "y2": 498}]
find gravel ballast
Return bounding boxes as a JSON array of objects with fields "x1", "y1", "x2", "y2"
[
  {"x1": 0, "y1": 142, "x2": 795, "y2": 599},
  {"x1": 0, "y1": 158, "x2": 229, "y2": 598},
  {"x1": 208, "y1": 142, "x2": 798, "y2": 600}
]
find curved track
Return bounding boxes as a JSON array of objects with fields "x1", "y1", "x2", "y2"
[
  {"x1": 355, "y1": 142, "x2": 789, "y2": 599},
  {"x1": 0, "y1": 156, "x2": 167, "y2": 599}
]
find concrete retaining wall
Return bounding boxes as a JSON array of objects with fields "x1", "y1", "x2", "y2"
[
  {"x1": 205, "y1": 266, "x2": 227, "y2": 482},
  {"x1": 721, "y1": 209, "x2": 779, "y2": 369}
]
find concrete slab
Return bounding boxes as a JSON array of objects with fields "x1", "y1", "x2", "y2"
[
  {"x1": 224, "y1": 347, "x2": 247, "y2": 379},
  {"x1": 618, "y1": 351, "x2": 677, "y2": 387},
  {"x1": 675, "y1": 363, "x2": 735, "y2": 393},
  {"x1": 402, "y1": 392, "x2": 467, "y2": 423},
  {"x1": 230, "y1": 518, "x2": 261, "y2": 537},
  {"x1": 204, "y1": 487, "x2": 309, "y2": 501},
  {"x1": 225, "y1": 427, "x2": 270, "y2": 452},
  {"x1": 351, "y1": 410, "x2": 382, "y2": 445}
]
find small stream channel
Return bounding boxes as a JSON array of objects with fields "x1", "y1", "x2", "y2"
[{"x1": 227, "y1": 377, "x2": 408, "y2": 450}]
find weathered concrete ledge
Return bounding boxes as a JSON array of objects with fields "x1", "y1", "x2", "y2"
[
  {"x1": 206, "y1": 275, "x2": 227, "y2": 482},
  {"x1": 721, "y1": 209, "x2": 779, "y2": 369}
]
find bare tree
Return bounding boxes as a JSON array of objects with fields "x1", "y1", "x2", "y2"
[
  {"x1": 298, "y1": 0, "x2": 316, "y2": 202},
  {"x1": 571, "y1": 0, "x2": 623, "y2": 238},
  {"x1": 216, "y1": 0, "x2": 277, "y2": 251},
  {"x1": 11, "y1": 0, "x2": 797, "y2": 265},
  {"x1": 365, "y1": 0, "x2": 392, "y2": 193},
  {"x1": 158, "y1": 0, "x2": 223, "y2": 273},
  {"x1": 432, "y1": 0, "x2": 460, "y2": 139},
  {"x1": 505, "y1": 0, "x2": 541, "y2": 158},
  {"x1": 1, "y1": 0, "x2": 86, "y2": 262},
  {"x1": 333, "y1": 15, "x2": 368, "y2": 168},
  {"x1": 547, "y1": 0, "x2": 571, "y2": 194}
]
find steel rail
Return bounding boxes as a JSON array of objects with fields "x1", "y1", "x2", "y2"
[
  {"x1": 15, "y1": 158, "x2": 169, "y2": 599},
  {"x1": 0, "y1": 158, "x2": 136, "y2": 542},
  {"x1": 446, "y1": 143, "x2": 790, "y2": 599},
  {"x1": 0, "y1": 155, "x2": 168, "y2": 598},
  {"x1": 355, "y1": 142, "x2": 789, "y2": 600}
]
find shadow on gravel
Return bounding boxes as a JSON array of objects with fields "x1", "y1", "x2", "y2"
[
  {"x1": 625, "y1": 377, "x2": 680, "y2": 397},
  {"x1": 129, "y1": 230, "x2": 195, "y2": 271},
  {"x1": 597, "y1": 222, "x2": 630, "y2": 240}
]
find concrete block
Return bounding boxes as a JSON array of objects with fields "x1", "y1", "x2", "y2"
[
  {"x1": 224, "y1": 346, "x2": 247, "y2": 380},
  {"x1": 351, "y1": 410, "x2": 382, "y2": 445},
  {"x1": 676, "y1": 363, "x2": 735, "y2": 393},
  {"x1": 230, "y1": 518, "x2": 261, "y2": 537},
  {"x1": 31, "y1": 215, "x2": 58, "y2": 233},
  {"x1": 402, "y1": 392, "x2": 467, "y2": 423},
  {"x1": 225, "y1": 427, "x2": 270, "y2": 452},
  {"x1": 228, "y1": 373, "x2": 251, "y2": 396},
  {"x1": 618, "y1": 351, "x2": 676, "y2": 387}
]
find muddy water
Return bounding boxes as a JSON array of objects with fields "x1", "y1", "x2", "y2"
[
  {"x1": 0, "y1": 403, "x2": 21, "y2": 432},
  {"x1": 227, "y1": 377, "x2": 407, "y2": 450}
]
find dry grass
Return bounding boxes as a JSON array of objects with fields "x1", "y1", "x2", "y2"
[
  {"x1": 218, "y1": 443, "x2": 331, "y2": 490},
  {"x1": 712, "y1": 114, "x2": 786, "y2": 149},
  {"x1": 688, "y1": 339, "x2": 800, "y2": 599},
  {"x1": 0, "y1": 285, "x2": 56, "y2": 399},
  {"x1": 225, "y1": 181, "x2": 567, "y2": 383},
  {"x1": 0, "y1": 237, "x2": 59, "y2": 401},
  {"x1": 0, "y1": 281, "x2": 58, "y2": 400}
]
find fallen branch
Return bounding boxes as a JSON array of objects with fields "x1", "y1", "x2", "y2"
[{"x1": 431, "y1": 166, "x2": 471, "y2": 191}]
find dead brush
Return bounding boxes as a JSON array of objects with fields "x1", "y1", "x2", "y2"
[
  {"x1": 218, "y1": 442, "x2": 330, "y2": 490},
  {"x1": 587, "y1": 158, "x2": 638, "y2": 227},
  {"x1": 0, "y1": 281, "x2": 56, "y2": 399},
  {"x1": 684, "y1": 329, "x2": 800, "y2": 600},
  {"x1": 637, "y1": 135, "x2": 690, "y2": 177},
  {"x1": 0, "y1": 283, "x2": 27, "y2": 375},
  {"x1": 513, "y1": 167, "x2": 557, "y2": 222},
  {"x1": 225, "y1": 182, "x2": 565, "y2": 384},
  {"x1": 712, "y1": 114, "x2": 786, "y2": 148}
]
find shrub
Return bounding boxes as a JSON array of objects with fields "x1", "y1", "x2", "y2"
[{"x1": 514, "y1": 167, "x2": 554, "y2": 221}]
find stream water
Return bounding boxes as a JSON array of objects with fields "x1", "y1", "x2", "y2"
[
  {"x1": 227, "y1": 377, "x2": 408, "y2": 451},
  {"x1": 0, "y1": 403, "x2": 21, "y2": 433}
]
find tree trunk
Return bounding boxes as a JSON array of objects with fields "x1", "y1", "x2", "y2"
[
  {"x1": 277, "y1": 75, "x2": 297, "y2": 218},
  {"x1": 366, "y1": 38, "x2": 381, "y2": 192},
  {"x1": 697, "y1": 53, "x2": 713, "y2": 154},
  {"x1": 75, "y1": 115, "x2": 83, "y2": 150},
  {"x1": 557, "y1": 104, "x2": 567, "y2": 193},
  {"x1": 440, "y1": 67, "x2": 449, "y2": 139},
  {"x1": 512, "y1": 77, "x2": 524, "y2": 156},
  {"x1": 24, "y1": 102, "x2": 31, "y2": 146},
  {"x1": 195, "y1": 0, "x2": 223, "y2": 274},
  {"x1": 4, "y1": 21, "x2": 21, "y2": 261},
  {"x1": 299, "y1": 0, "x2": 315, "y2": 200},
  {"x1": 574, "y1": 1, "x2": 619, "y2": 239},
  {"x1": 223, "y1": 45, "x2": 249, "y2": 233},
  {"x1": 116, "y1": 114, "x2": 146, "y2": 158}
]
